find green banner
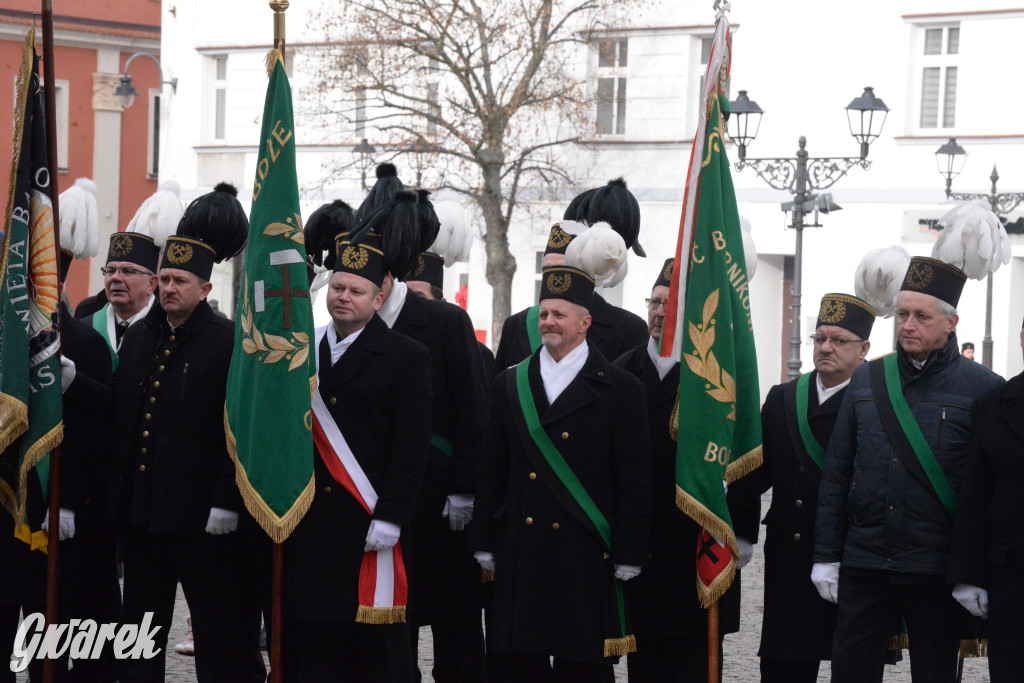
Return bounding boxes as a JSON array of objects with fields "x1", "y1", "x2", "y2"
[
  {"x1": 673, "y1": 87, "x2": 761, "y2": 606},
  {"x1": 0, "y1": 31, "x2": 63, "y2": 549},
  {"x1": 225, "y1": 50, "x2": 315, "y2": 543}
]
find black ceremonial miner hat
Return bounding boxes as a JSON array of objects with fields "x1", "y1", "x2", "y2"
[
  {"x1": 899, "y1": 256, "x2": 968, "y2": 308},
  {"x1": 333, "y1": 231, "x2": 387, "y2": 288},
  {"x1": 815, "y1": 293, "x2": 876, "y2": 340},
  {"x1": 106, "y1": 232, "x2": 160, "y2": 272},
  {"x1": 544, "y1": 223, "x2": 576, "y2": 256},
  {"x1": 653, "y1": 258, "x2": 674, "y2": 289},
  {"x1": 161, "y1": 182, "x2": 248, "y2": 281},
  {"x1": 407, "y1": 252, "x2": 444, "y2": 289},
  {"x1": 539, "y1": 265, "x2": 594, "y2": 310}
]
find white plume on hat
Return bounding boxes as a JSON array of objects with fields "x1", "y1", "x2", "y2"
[
  {"x1": 564, "y1": 221, "x2": 628, "y2": 288},
  {"x1": 854, "y1": 245, "x2": 911, "y2": 318},
  {"x1": 431, "y1": 200, "x2": 474, "y2": 265},
  {"x1": 58, "y1": 177, "x2": 100, "y2": 259},
  {"x1": 740, "y1": 216, "x2": 757, "y2": 281},
  {"x1": 127, "y1": 180, "x2": 183, "y2": 247},
  {"x1": 932, "y1": 200, "x2": 1011, "y2": 280}
]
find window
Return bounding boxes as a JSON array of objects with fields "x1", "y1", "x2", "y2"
[
  {"x1": 212, "y1": 55, "x2": 228, "y2": 140},
  {"x1": 354, "y1": 87, "x2": 367, "y2": 137},
  {"x1": 918, "y1": 25, "x2": 958, "y2": 128},
  {"x1": 698, "y1": 35, "x2": 728, "y2": 98},
  {"x1": 35, "y1": 78, "x2": 68, "y2": 170},
  {"x1": 595, "y1": 38, "x2": 627, "y2": 135},
  {"x1": 147, "y1": 89, "x2": 160, "y2": 177}
]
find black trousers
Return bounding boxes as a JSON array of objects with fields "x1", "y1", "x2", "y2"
[
  {"x1": 284, "y1": 619, "x2": 416, "y2": 682},
  {"x1": 412, "y1": 612, "x2": 487, "y2": 683},
  {"x1": 759, "y1": 656, "x2": 820, "y2": 683},
  {"x1": 627, "y1": 632, "x2": 724, "y2": 683},
  {"x1": 489, "y1": 651, "x2": 614, "y2": 683},
  {"x1": 988, "y1": 564, "x2": 1024, "y2": 682},
  {"x1": 118, "y1": 526, "x2": 256, "y2": 683},
  {"x1": 830, "y1": 570, "x2": 960, "y2": 683},
  {"x1": 64, "y1": 514, "x2": 121, "y2": 682}
]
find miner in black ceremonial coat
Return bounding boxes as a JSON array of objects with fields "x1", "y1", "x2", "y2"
[
  {"x1": 284, "y1": 231, "x2": 432, "y2": 682},
  {"x1": 475, "y1": 263, "x2": 651, "y2": 683},
  {"x1": 63, "y1": 184, "x2": 258, "y2": 683},
  {"x1": 493, "y1": 179, "x2": 648, "y2": 374},
  {"x1": 948, "y1": 322, "x2": 1024, "y2": 682},
  {"x1": 614, "y1": 259, "x2": 759, "y2": 682},
  {"x1": 748, "y1": 293, "x2": 875, "y2": 682}
]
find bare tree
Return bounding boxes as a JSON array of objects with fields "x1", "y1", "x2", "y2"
[{"x1": 302, "y1": 0, "x2": 637, "y2": 345}]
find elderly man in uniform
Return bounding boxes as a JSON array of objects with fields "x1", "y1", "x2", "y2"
[
  {"x1": 284, "y1": 231, "x2": 432, "y2": 682},
  {"x1": 749, "y1": 293, "x2": 874, "y2": 682},
  {"x1": 474, "y1": 262, "x2": 651, "y2": 683},
  {"x1": 613, "y1": 258, "x2": 759, "y2": 682},
  {"x1": 814, "y1": 257, "x2": 1003, "y2": 683},
  {"x1": 948, "y1": 320, "x2": 1024, "y2": 682},
  {"x1": 64, "y1": 184, "x2": 254, "y2": 682}
]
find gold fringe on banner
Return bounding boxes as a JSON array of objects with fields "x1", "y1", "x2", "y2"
[
  {"x1": 264, "y1": 49, "x2": 281, "y2": 78},
  {"x1": 887, "y1": 632, "x2": 908, "y2": 651},
  {"x1": 480, "y1": 568, "x2": 494, "y2": 584},
  {"x1": 603, "y1": 635, "x2": 636, "y2": 657},
  {"x1": 14, "y1": 521, "x2": 48, "y2": 552},
  {"x1": 725, "y1": 444, "x2": 763, "y2": 483},
  {"x1": 15, "y1": 422, "x2": 62, "y2": 542},
  {"x1": 676, "y1": 485, "x2": 738, "y2": 608},
  {"x1": 959, "y1": 638, "x2": 987, "y2": 658},
  {"x1": 355, "y1": 605, "x2": 406, "y2": 625},
  {"x1": 224, "y1": 409, "x2": 315, "y2": 543}
]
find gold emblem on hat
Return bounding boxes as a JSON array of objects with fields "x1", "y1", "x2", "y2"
[
  {"x1": 547, "y1": 226, "x2": 573, "y2": 250},
  {"x1": 662, "y1": 260, "x2": 673, "y2": 281},
  {"x1": 166, "y1": 242, "x2": 193, "y2": 265},
  {"x1": 413, "y1": 255, "x2": 426, "y2": 277},
  {"x1": 905, "y1": 262, "x2": 933, "y2": 290},
  {"x1": 341, "y1": 245, "x2": 369, "y2": 271},
  {"x1": 546, "y1": 272, "x2": 571, "y2": 295},
  {"x1": 110, "y1": 234, "x2": 134, "y2": 258},
  {"x1": 819, "y1": 299, "x2": 846, "y2": 324}
]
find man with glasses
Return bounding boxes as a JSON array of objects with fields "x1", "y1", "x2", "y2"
[
  {"x1": 745, "y1": 293, "x2": 874, "y2": 682},
  {"x1": 614, "y1": 258, "x2": 760, "y2": 682},
  {"x1": 81, "y1": 232, "x2": 161, "y2": 366}
]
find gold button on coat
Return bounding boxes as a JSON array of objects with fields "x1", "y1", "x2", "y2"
[
  {"x1": 552, "y1": 523, "x2": 560, "y2": 530},
  {"x1": 140, "y1": 448, "x2": 147, "y2": 454},
  {"x1": 153, "y1": 381, "x2": 160, "y2": 389},
  {"x1": 529, "y1": 472, "x2": 537, "y2": 480},
  {"x1": 793, "y1": 533, "x2": 801, "y2": 541},
  {"x1": 561, "y1": 432, "x2": 569, "y2": 440},
  {"x1": 795, "y1": 499, "x2": 803, "y2": 508},
  {"x1": 323, "y1": 486, "x2": 332, "y2": 494},
  {"x1": 525, "y1": 517, "x2": 533, "y2": 525},
  {"x1": 142, "y1": 431, "x2": 149, "y2": 438},
  {"x1": 163, "y1": 350, "x2": 170, "y2": 356},
  {"x1": 138, "y1": 465, "x2": 146, "y2": 472},
  {"x1": 145, "y1": 414, "x2": 151, "y2": 420},
  {"x1": 149, "y1": 397, "x2": 155, "y2": 404},
  {"x1": 330, "y1": 397, "x2": 337, "y2": 405}
]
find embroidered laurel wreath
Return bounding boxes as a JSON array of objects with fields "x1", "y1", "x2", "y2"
[
  {"x1": 262, "y1": 213, "x2": 305, "y2": 244},
  {"x1": 684, "y1": 289, "x2": 737, "y2": 421},
  {"x1": 240, "y1": 276, "x2": 310, "y2": 372}
]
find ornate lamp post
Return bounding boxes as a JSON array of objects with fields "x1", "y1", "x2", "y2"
[
  {"x1": 934, "y1": 138, "x2": 1024, "y2": 369},
  {"x1": 728, "y1": 87, "x2": 889, "y2": 380},
  {"x1": 113, "y1": 52, "x2": 178, "y2": 109},
  {"x1": 351, "y1": 138, "x2": 377, "y2": 191}
]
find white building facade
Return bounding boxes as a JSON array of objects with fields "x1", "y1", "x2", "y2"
[{"x1": 158, "y1": 1, "x2": 1024, "y2": 399}]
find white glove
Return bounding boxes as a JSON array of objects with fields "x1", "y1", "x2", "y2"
[
  {"x1": 205, "y1": 507, "x2": 239, "y2": 535},
  {"x1": 811, "y1": 562, "x2": 840, "y2": 604},
  {"x1": 442, "y1": 494, "x2": 474, "y2": 531},
  {"x1": 364, "y1": 519, "x2": 401, "y2": 552},
  {"x1": 42, "y1": 508, "x2": 76, "y2": 541},
  {"x1": 60, "y1": 355, "x2": 76, "y2": 393},
  {"x1": 952, "y1": 583, "x2": 989, "y2": 618},
  {"x1": 737, "y1": 538, "x2": 754, "y2": 570},
  {"x1": 614, "y1": 564, "x2": 642, "y2": 581},
  {"x1": 723, "y1": 479, "x2": 728, "y2": 494},
  {"x1": 474, "y1": 551, "x2": 495, "y2": 572}
]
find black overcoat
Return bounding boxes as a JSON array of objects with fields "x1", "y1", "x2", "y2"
[
  {"x1": 474, "y1": 343, "x2": 651, "y2": 663},
  {"x1": 392, "y1": 292, "x2": 489, "y2": 623},
  {"x1": 286, "y1": 315, "x2": 432, "y2": 622},
  {"x1": 747, "y1": 371, "x2": 843, "y2": 660},
  {"x1": 493, "y1": 293, "x2": 649, "y2": 375},
  {"x1": 613, "y1": 345, "x2": 756, "y2": 640}
]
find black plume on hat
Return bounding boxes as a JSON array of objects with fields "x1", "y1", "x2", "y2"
[
  {"x1": 415, "y1": 189, "x2": 441, "y2": 253},
  {"x1": 355, "y1": 163, "x2": 405, "y2": 223},
  {"x1": 564, "y1": 178, "x2": 644, "y2": 257},
  {"x1": 304, "y1": 200, "x2": 354, "y2": 270},
  {"x1": 176, "y1": 182, "x2": 248, "y2": 262},
  {"x1": 350, "y1": 190, "x2": 421, "y2": 280}
]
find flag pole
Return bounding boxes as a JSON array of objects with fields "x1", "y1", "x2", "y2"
[
  {"x1": 708, "y1": 600, "x2": 719, "y2": 683},
  {"x1": 267, "y1": 6, "x2": 288, "y2": 682},
  {"x1": 40, "y1": 2, "x2": 63, "y2": 682}
]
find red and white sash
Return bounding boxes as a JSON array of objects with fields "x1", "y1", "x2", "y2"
[{"x1": 311, "y1": 325, "x2": 408, "y2": 624}]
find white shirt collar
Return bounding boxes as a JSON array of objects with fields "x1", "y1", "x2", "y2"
[
  {"x1": 816, "y1": 373, "x2": 851, "y2": 405},
  {"x1": 327, "y1": 324, "x2": 364, "y2": 365},
  {"x1": 107, "y1": 294, "x2": 155, "y2": 352},
  {"x1": 538, "y1": 341, "x2": 589, "y2": 406},
  {"x1": 378, "y1": 280, "x2": 408, "y2": 329},
  {"x1": 646, "y1": 336, "x2": 678, "y2": 381}
]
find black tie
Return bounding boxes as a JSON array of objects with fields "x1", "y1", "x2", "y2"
[{"x1": 115, "y1": 320, "x2": 130, "y2": 344}]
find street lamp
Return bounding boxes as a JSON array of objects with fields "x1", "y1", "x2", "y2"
[
  {"x1": 113, "y1": 52, "x2": 177, "y2": 109},
  {"x1": 351, "y1": 138, "x2": 377, "y2": 191},
  {"x1": 728, "y1": 86, "x2": 889, "y2": 380},
  {"x1": 402, "y1": 139, "x2": 440, "y2": 187},
  {"x1": 934, "y1": 138, "x2": 1024, "y2": 370}
]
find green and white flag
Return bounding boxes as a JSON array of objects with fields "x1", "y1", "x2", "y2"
[
  {"x1": 0, "y1": 30, "x2": 62, "y2": 550},
  {"x1": 660, "y1": 16, "x2": 761, "y2": 607},
  {"x1": 225, "y1": 50, "x2": 314, "y2": 542}
]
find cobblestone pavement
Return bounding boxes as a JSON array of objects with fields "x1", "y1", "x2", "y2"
[{"x1": 13, "y1": 492, "x2": 992, "y2": 681}]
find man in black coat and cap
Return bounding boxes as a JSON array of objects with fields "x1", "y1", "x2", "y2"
[{"x1": 748, "y1": 292, "x2": 874, "y2": 682}]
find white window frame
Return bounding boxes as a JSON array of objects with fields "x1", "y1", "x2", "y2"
[
  {"x1": 594, "y1": 37, "x2": 628, "y2": 136},
  {"x1": 30, "y1": 77, "x2": 69, "y2": 171},
  {"x1": 915, "y1": 23, "x2": 959, "y2": 130},
  {"x1": 210, "y1": 54, "x2": 228, "y2": 142}
]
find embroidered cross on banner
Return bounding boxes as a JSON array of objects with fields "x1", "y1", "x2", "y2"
[{"x1": 254, "y1": 249, "x2": 308, "y2": 330}]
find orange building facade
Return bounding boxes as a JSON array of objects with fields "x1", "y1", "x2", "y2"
[{"x1": 0, "y1": 0, "x2": 162, "y2": 306}]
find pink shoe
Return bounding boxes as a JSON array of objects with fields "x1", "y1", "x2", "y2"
[{"x1": 174, "y1": 616, "x2": 195, "y2": 656}]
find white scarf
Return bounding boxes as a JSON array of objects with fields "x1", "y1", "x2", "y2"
[
  {"x1": 106, "y1": 293, "x2": 155, "y2": 352},
  {"x1": 327, "y1": 324, "x2": 364, "y2": 366},
  {"x1": 646, "y1": 336, "x2": 678, "y2": 381},
  {"x1": 539, "y1": 341, "x2": 589, "y2": 406},
  {"x1": 377, "y1": 280, "x2": 408, "y2": 329},
  {"x1": 816, "y1": 374, "x2": 851, "y2": 405}
]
